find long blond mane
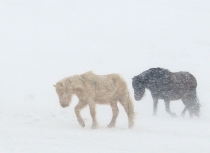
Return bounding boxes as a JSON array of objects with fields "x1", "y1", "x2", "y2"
[{"x1": 56, "y1": 71, "x2": 90, "y2": 87}]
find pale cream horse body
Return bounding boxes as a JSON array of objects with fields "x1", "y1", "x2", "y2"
[{"x1": 54, "y1": 71, "x2": 134, "y2": 129}]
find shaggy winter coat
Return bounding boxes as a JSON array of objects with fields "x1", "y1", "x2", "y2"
[
  {"x1": 132, "y1": 68, "x2": 200, "y2": 118},
  {"x1": 54, "y1": 71, "x2": 134, "y2": 129}
]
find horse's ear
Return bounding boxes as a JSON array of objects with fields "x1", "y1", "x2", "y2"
[
  {"x1": 57, "y1": 82, "x2": 63, "y2": 87},
  {"x1": 53, "y1": 85, "x2": 56, "y2": 87}
]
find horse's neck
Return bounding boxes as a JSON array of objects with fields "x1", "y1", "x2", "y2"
[
  {"x1": 68, "y1": 75, "x2": 85, "y2": 89},
  {"x1": 65, "y1": 72, "x2": 95, "y2": 90},
  {"x1": 81, "y1": 71, "x2": 95, "y2": 82},
  {"x1": 81, "y1": 71, "x2": 94, "y2": 78}
]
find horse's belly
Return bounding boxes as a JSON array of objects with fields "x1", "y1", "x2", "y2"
[
  {"x1": 159, "y1": 91, "x2": 182, "y2": 100},
  {"x1": 94, "y1": 91, "x2": 115, "y2": 104},
  {"x1": 169, "y1": 96, "x2": 182, "y2": 101},
  {"x1": 95, "y1": 100, "x2": 110, "y2": 104}
]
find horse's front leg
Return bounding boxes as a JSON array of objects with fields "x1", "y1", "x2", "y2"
[
  {"x1": 74, "y1": 101, "x2": 87, "y2": 127},
  {"x1": 107, "y1": 101, "x2": 119, "y2": 128},
  {"x1": 152, "y1": 96, "x2": 158, "y2": 116},
  {"x1": 89, "y1": 103, "x2": 98, "y2": 129},
  {"x1": 164, "y1": 99, "x2": 176, "y2": 117}
]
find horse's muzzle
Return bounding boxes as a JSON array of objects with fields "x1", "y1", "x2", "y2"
[
  {"x1": 60, "y1": 102, "x2": 68, "y2": 108},
  {"x1": 134, "y1": 94, "x2": 141, "y2": 101}
]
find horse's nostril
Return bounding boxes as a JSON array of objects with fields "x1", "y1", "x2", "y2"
[{"x1": 60, "y1": 103, "x2": 66, "y2": 108}]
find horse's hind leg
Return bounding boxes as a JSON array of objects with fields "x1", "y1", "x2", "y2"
[
  {"x1": 152, "y1": 96, "x2": 158, "y2": 116},
  {"x1": 107, "y1": 101, "x2": 119, "y2": 128},
  {"x1": 88, "y1": 103, "x2": 98, "y2": 129},
  {"x1": 181, "y1": 106, "x2": 187, "y2": 117},
  {"x1": 181, "y1": 96, "x2": 194, "y2": 118},
  {"x1": 75, "y1": 101, "x2": 87, "y2": 127},
  {"x1": 164, "y1": 99, "x2": 177, "y2": 117}
]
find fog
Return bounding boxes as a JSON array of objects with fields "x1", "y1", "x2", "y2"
[{"x1": 1, "y1": 1, "x2": 210, "y2": 152}]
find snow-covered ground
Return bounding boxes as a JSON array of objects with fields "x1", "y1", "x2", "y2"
[{"x1": 1, "y1": 0, "x2": 210, "y2": 152}]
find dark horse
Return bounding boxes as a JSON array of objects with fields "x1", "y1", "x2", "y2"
[{"x1": 132, "y1": 68, "x2": 200, "y2": 118}]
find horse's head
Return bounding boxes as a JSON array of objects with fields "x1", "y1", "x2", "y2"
[
  {"x1": 132, "y1": 76, "x2": 146, "y2": 101},
  {"x1": 53, "y1": 81, "x2": 73, "y2": 108}
]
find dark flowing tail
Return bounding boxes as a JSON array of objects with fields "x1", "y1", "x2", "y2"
[{"x1": 190, "y1": 90, "x2": 200, "y2": 117}]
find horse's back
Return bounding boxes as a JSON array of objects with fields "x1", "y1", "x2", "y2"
[
  {"x1": 84, "y1": 72, "x2": 127, "y2": 103},
  {"x1": 172, "y1": 71, "x2": 197, "y2": 89}
]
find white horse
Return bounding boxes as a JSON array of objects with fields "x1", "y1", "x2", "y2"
[{"x1": 54, "y1": 71, "x2": 135, "y2": 129}]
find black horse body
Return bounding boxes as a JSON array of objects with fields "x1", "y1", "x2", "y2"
[{"x1": 132, "y1": 68, "x2": 200, "y2": 118}]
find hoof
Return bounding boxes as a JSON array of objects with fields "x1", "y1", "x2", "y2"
[
  {"x1": 91, "y1": 124, "x2": 98, "y2": 129},
  {"x1": 107, "y1": 124, "x2": 115, "y2": 128},
  {"x1": 91, "y1": 126, "x2": 98, "y2": 129},
  {"x1": 181, "y1": 114, "x2": 185, "y2": 117},
  {"x1": 171, "y1": 113, "x2": 177, "y2": 117},
  {"x1": 80, "y1": 123, "x2": 85, "y2": 127},
  {"x1": 152, "y1": 112, "x2": 157, "y2": 116}
]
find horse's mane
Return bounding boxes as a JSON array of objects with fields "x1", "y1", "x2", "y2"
[
  {"x1": 147, "y1": 68, "x2": 171, "y2": 79},
  {"x1": 80, "y1": 71, "x2": 95, "y2": 81},
  {"x1": 55, "y1": 71, "x2": 94, "y2": 93},
  {"x1": 58, "y1": 71, "x2": 93, "y2": 85},
  {"x1": 133, "y1": 68, "x2": 172, "y2": 85}
]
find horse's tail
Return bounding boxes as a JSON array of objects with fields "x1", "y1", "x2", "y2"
[
  {"x1": 195, "y1": 96, "x2": 201, "y2": 106},
  {"x1": 193, "y1": 89, "x2": 201, "y2": 106},
  {"x1": 117, "y1": 75, "x2": 135, "y2": 128},
  {"x1": 118, "y1": 89, "x2": 135, "y2": 128},
  {"x1": 120, "y1": 92, "x2": 135, "y2": 128},
  {"x1": 126, "y1": 93, "x2": 135, "y2": 128},
  {"x1": 190, "y1": 89, "x2": 201, "y2": 116}
]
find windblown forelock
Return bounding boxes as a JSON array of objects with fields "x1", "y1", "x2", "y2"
[
  {"x1": 132, "y1": 76, "x2": 146, "y2": 101},
  {"x1": 132, "y1": 75, "x2": 144, "y2": 89},
  {"x1": 134, "y1": 87, "x2": 145, "y2": 101},
  {"x1": 57, "y1": 84, "x2": 73, "y2": 96},
  {"x1": 132, "y1": 76, "x2": 139, "y2": 88},
  {"x1": 55, "y1": 84, "x2": 64, "y2": 94}
]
